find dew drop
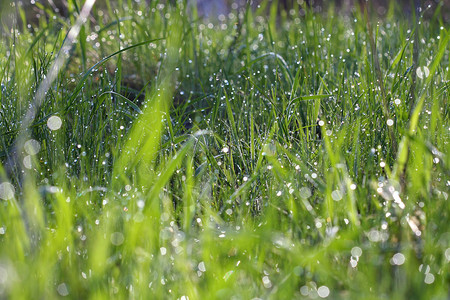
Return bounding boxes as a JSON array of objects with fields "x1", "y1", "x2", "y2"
[
  {"x1": 351, "y1": 247, "x2": 362, "y2": 257},
  {"x1": 0, "y1": 182, "x2": 15, "y2": 200},
  {"x1": 198, "y1": 261, "x2": 206, "y2": 272},
  {"x1": 110, "y1": 232, "x2": 124, "y2": 246},
  {"x1": 424, "y1": 273, "x2": 435, "y2": 284},
  {"x1": 262, "y1": 276, "x2": 272, "y2": 288},
  {"x1": 416, "y1": 66, "x2": 429, "y2": 79},
  {"x1": 24, "y1": 139, "x2": 40, "y2": 155},
  {"x1": 300, "y1": 285, "x2": 309, "y2": 296},
  {"x1": 317, "y1": 286, "x2": 330, "y2": 298},
  {"x1": 57, "y1": 283, "x2": 69, "y2": 296},
  {"x1": 47, "y1": 116, "x2": 62, "y2": 131},
  {"x1": 331, "y1": 190, "x2": 343, "y2": 201},
  {"x1": 445, "y1": 248, "x2": 450, "y2": 262},
  {"x1": 299, "y1": 187, "x2": 311, "y2": 199},
  {"x1": 23, "y1": 155, "x2": 32, "y2": 169},
  {"x1": 390, "y1": 253, "x2": 405, "y2": 265}
]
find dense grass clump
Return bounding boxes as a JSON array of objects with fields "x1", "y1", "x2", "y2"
[{"x1": 0, "y1": 0, "x2": 449, "y2": 298}]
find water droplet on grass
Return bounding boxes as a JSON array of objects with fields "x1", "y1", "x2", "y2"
[
  {"x1": 299, "y1": 187, "x2": 311, "y2": 199},
  {"x1": 110, "y1": 232, "x2": 124, "y2": 246},
  {"x1": 424, "y1": 273, "x2": 435, "y2": 284},
  {"x1": 47, "y1": 116, "x2": 62, "y2": 130},
  {"x1": 23, "y1": 155, "x2": 32, "y2": 169},
  {"x1": 350, "y1": 257, "x2": 358, "y2": 268},
  {"x1": 0, "y1": 182, "x2": 15, "y2": 200},
  {"x1": 331, "y1": 190, "x2": 343, "y2": 201},
  {"x1": 300, "y1": 285, "x2": 309, "y2": 296},
  {"x1": 445, "y1": 248, "x2": 450, "y2": 262},
  {"x1": 419, "y1": 264, "x2": 430, "y2": 273},
  {"x1": 416, "y1": 66, "x2": 429, "y2": 79},
  {"x1": 390, "y1": 253, "x2": 405, "y2": 265},
  {"x1": 262, "y1": 276, "x2": 272, "y2": 288},
  {"x1": 317, "y1": 286, "x2": 330, "y2": 298},
  {"x1": 24, "y1": 139, "x2": 40, "y2": 155},
  {"x1": 198, "y1": 261, "x2": 206, "y2": 272},
  {"x1": 137, "y1": 200, "x2": 145, "y2": 209},
  {"x1": 351, "y1": 247, "x2": 362, "y2": 257},
  {"x1": 57, "y1": 283, "x2": 69, "y2": 296}
]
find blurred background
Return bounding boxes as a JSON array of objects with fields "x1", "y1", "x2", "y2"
[{"x1": 1, "y1": 0, "x2": 449, "y2": 30}]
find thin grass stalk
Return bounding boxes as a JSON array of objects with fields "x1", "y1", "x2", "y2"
[
  {"x1": 362, "y1": 4, "x2": 397, "y2": 157},
  {"x1": 399, "y1": 0, "x2": 422, "y2": 190}
]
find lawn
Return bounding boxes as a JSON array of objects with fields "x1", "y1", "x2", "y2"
[{"x1": 0, "y1": 0, "x2": 449, "y2": 298}]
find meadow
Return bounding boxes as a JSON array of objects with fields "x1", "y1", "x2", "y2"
[{"x1": 0, "y1": 0, "x2": 449, "y2": 298}]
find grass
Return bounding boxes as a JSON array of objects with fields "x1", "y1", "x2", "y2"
[{"x1": 0, "y1": 0, "x2": 449, "y2": 298}]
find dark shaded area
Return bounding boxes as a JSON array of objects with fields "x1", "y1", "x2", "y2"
[
  {"x1": 1, "y1": 0, "x2": 449, "y2": 31},
  {"x1": 279, "y1": 0, "x2": 449, "y2": 22}
]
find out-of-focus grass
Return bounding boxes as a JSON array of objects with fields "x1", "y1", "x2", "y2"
[{"x1": 0, "y1": 0, "x2": 449, "y2": 298}]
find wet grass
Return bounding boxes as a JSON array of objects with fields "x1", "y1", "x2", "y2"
[{"x1": 0, "y1": 0, "x2": 449, "y2": 298}]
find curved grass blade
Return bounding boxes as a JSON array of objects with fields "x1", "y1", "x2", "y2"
[
  {"x1": 237, "y1": 52, "x2": 293, "y2": 84},
  {"x1": 63, "y1": 38, "x2": 164, "y2": 112}
]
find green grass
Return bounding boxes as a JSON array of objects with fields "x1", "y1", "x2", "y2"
[{"x1": 0, "y1": 0, "x2": 449, "y2": 298}]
